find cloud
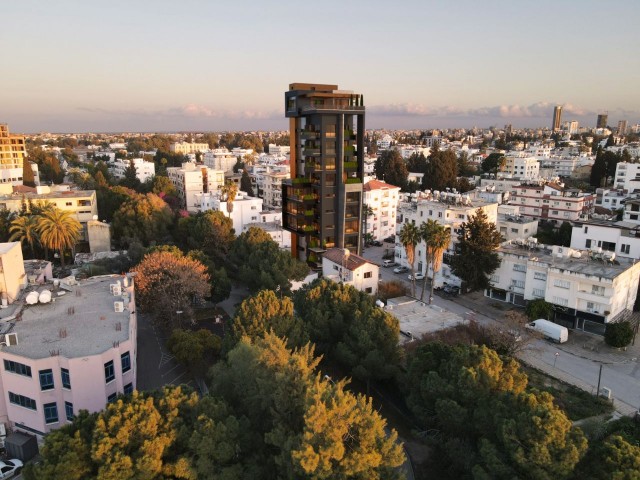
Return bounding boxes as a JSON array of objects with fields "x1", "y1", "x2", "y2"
[{"x1": 78, "y1": 104, "x2": 280, "y2": 120}]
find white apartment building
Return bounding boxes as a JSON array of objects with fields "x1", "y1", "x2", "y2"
[
  {"x1": 539, "y1": 156, "x2": 582, "y2": 178},
  {"x1": 496, "y1": 205, "x2": 538, "y2": 241},
  {"x1": 503, "y1": 156, "x2": 540, "y2": 180},
  {"x1": 595, "y1": 188, "x2": 629, "y2": 211},
  {"x1": 261, "y1": 170, "x2": 288, "y2": 209},
  {"x1": 487, "y1": 243, "x2": 640, "y2": 335},
  {"x1": 167, "y1": 163, "x2": 225, "y2": 213},
  {"x1": 570, "y1": 221, "x2": 640, "y2": 259},
  {"x1": 363, "y1": 180, "x2": 400, "y2": 241},
  {"x1": 203, "y1": 149, "x2": 238, "y2": 173},
  {"x1": 109, "y1": 158, "x2": 155, "y2": 183},
  {"x1": 322, "y1": 248, "x2": 379, "y2": 295},
  {"x1": 511, "y1": 183, "x2": 595, "y2": 223},
  {"x1": 195, "y1": 191, "x2": 263, "y2": 233},
  {"x1": 231, "y1": 148, "x2": 253, "y2": 158},
  {"x1": 614, "y1": 162, "x2": 640, "y2": 192},
  {"x1": 623, "y1": 199, "x2": 640, "y2": 226},
  {"x1": 395, "y1": 194, "x2": 498, "y2": 286},
  {"x1": 267, "y1": 144, "x2": 290, "y2": 156},
  {"x1": 169, "y1": 142, "x2": 209, "y2": 154}
]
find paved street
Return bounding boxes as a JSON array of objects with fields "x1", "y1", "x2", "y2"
[{"x1": 362, "y1": 244, "x2": 640, "y2": 415}]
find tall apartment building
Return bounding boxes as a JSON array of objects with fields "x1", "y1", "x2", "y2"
[
  {"x1": 613, "y1": 162, "x2": 640, "y2": 192},
  {"x1": 282, "y1": 83, "x2": 365, "y2": 264},
  {"x1": 167, "y1": 163, "x2": 225, "y2": 212},
  {"x1": 552, "y1": 106, "x2": 563, "y2": 132},
  {"x1": 169, "y1": 142, "x2": 209, "y2": 155},
  {"x1": 618, "y1": 120, "x2": 628, "y2": 135},
  {"x1": 363, "y1": 180, "x2": 400, "y2": 241},
  {"x1": 203, "y1": 149, "x2": 238, "y2": 173},
  {"x1": 511, "y1": 183, "x2": 595, "y2": 223},
  {"x1": 503, "y1": 156, "x2": 540, "y2": 180},
  {"x1": 0, "y1": 124, "x2": 39, "y2": 186},
  {"x1": 109, "y1": 158, "x2": 155, "y2": 183},
  {"x1": 597, "y1": 114, "x2": 608, "y2": 129}
]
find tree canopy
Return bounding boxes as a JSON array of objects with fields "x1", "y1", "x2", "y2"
[
  {"x1": 374, "y1": 149, "x2": 408, "y2": 190},
  {"x1": 423, "y1": 145, "x2": 458, "y2": 192},
  {"x1": 112, "y1": 192, "x2": 174, "y2": 247}
]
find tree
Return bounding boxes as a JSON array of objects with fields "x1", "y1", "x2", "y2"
[
  {"x1": 362, "y1": 203, "x2": 374, "y2": 247},
  {"x1": 374, "y1": 149, "x2": 408, "y2": 190},
  {"x1": 220, "y1": 180, "x2": 239, "y2": 216},
  {"x1": 457, "y1": 151, "x2": 475, "y2": 177},
  {"x1": 37, "y1": 207, "x2": 82, "y2": 267},
  {"x1": 481, "y1": 152, "x2": 506, "y2": 177},
  {"x1": 120, "y1": 158, "x2": 141, "y2": 190},
  {"x1": 605, "y1": 321, "x2": 634, "y2": 348},
  {"x1": 22, "y1": 158, "x2": 36, "y2": 187},
  {"x1": 450, "y1": 209, "x2": 502, "y2": 292},
  {"x1": 169, "y1": 329, "x2": 221, "y2": 375},
  {"x1": 178, "y1": 211, "x2": 235, "y2": 265},
  {"x1": 423, "y1": 145, "x2": 458, "y2": 191},
  {"x1": 406, "y1": 152, "x2": 428, "y2": 174},
  {"x1": 132, "y1": 250, "x2": 210, "y2": 331},
  {"x1": 526, "y1": 298, "x2": 553, "y2": 320},
  {"x1": 558, "y1": 221, "x2": 573, "y2": 247},
  {"x1": 399, "y1": 222, "x2": 421, "y2": 297},
  {"x1": 606, "y1": 133, "x2": 616, "y2": 147},
  {"x1": 240, "y1": 170, "x2": 253, "y2": 196},
  {"x1": 421, "y1": 220, "x2": 451, "y2": 303},
  {"x1": 112, "y1": 192, "x2": 174, "y2": 247},
  {"x1": 0, "y1": 208, "x2": 16, "y2": 243},
  {"x1": 575, "y1": 434, "x2": 640, "y2": 480},
  {"x1": 9, "y1": 215, "x2": 40, "y2": 259},
  {"x1": 230, "y1": 227, "x2": 309, "y2": 293},
  {"x1": 231, "y1": 290, "x2": 306, "y2": 348},
  {"x1": 151, "y1": 175, "x2": 176, "y2": 197}
]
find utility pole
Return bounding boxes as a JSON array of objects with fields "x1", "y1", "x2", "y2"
[{"x1": 596, "y1": 364, "x2": 603, "y2": 397}]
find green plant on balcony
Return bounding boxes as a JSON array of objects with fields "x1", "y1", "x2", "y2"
[
  {"x1": 344, "y1": 161, "x2": 358, "y2": 169},
  {"x1": 304, "y1": 210, "x2": 314, "y2": 216},
  {"x1": 303, "y1": 225, "x2": 315, "y2": 232},
  {"x1": 344, "y1": 145, "x2": 355, "y2": 154},
  {"x1": 292, "y1": 177, "x2": 311, "y2": 184},
  {"x1": 345, "y1": 178, "x2": 361, "y2": 184},
  {"x1": 308, "y1": 252, "x2": 318, "y2": 263},
  {"x1": 308, "y1": 237, "x2": 319, "y2": 248}
]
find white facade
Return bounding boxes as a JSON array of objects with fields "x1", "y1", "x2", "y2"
[
  {"x1": 261, "y1": 171, "x2": 288, "y2": 209},
  {"x1": 570, "y1": 221, "x2": 640, "y2": 259},
  {"x1": 511, "y1": 183, "x2": 595, "y2": 223},
  {"x1": 109, "y1": 158, "x2": 155, "y2": 183},
  {"x1": 169, "y1": 142, "x2": 209, "y2": 154},
  {"x1": 322, "y1": 248, "x2": 379, "y2": 295},
  {"x1": 195, "y1": 191, "x2": 263, "y2": 233},
  {"x1": 496, "y1": 208, "x2": 538, "y2": 241},
  {"x1": 0, "y1": 163, "x2": 40, "y2": 187},
  {"x1": 203, "y1": 149, "x2": 238, "y2": 173},
  {"x1": 487, "y1": 243, "x2": 640, "y2": 333},
  {"x1": 614, "y1": 162, "x2": 640, "y2": 192},
  {"x1": 363, "y1": 180, "x2": 400, "y2": 241},
  {"x1": 267, "y1": 144, "x2": 290, "y2": 156},
  {"x1": 539, "y1": 156, "x2": 583, "y2": 178},
  {"x1": 623, "y1": 199, "x2": 640, "y2": 226},
  {"x1": 595, "y1": 188, "x2": 630, "y2": 211},
  {"x1": 503, "y1": 156, "x2": 540, "y2": 180},
  {"x1": 167, "y1": 163, "x2": 225, "y2": 212}
]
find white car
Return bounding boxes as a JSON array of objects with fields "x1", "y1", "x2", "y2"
[
  {"x1": 0, "y1": 459, "x2": 23, "y2": 478},
  {"x1": 408, "y1": 273, "x2": 425, "y2": 281},
  {"x1": 393, "y1": 266, "x2": 408, "y2": 274}
]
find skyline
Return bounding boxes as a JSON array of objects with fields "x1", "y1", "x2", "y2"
[{"x1": 2, "y1": 0, "x2": 639, "y2": 133}]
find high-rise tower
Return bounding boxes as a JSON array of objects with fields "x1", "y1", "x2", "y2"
[
  {"x1": 597, "y1": 114, "x2": 608, "y2": 129},
  {"x1": 282, "y1": 83, "x2": 365, "y2": 266},
  {"x1": 552, "y1": 105, "x2": 562, "y2": 132}
]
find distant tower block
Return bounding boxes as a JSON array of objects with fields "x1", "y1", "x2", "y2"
[
  {"x1": 597, "y1": 113, "x2": 608, "y2": 129},
  {"x1": 552, "y1": 105, "x2": 563, "y2": 132}
]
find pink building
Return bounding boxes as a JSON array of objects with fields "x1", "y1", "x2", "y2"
[
  {"x1": 0, "y1": 268, "x2": 137, "y2": 437},
  {"x1": 511, "y1": 183, "x2": 595, "y2": 224}
]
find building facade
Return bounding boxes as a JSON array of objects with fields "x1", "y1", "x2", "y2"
[
  {"x1": 0, "y1": 124, "x2": 39, "y2": 187},
  {"x1": 503, "y1": 156, "x2": 540, "y2": 180},
  {"x1": 614, "y1": 162, "x2": 640, "y2": 192},
  {"x1": 511, "y1": 183, "x2": 595, "y2": 223},
  {"x1": 363, "y1": 180, "x2": 400, "y2": 241},
  {"x1": 552, "y1": 105, "x2": 563, "y2": 132},
  {"x1": 597, "y1": 114, "x2": 608, "y2": 129},
  {"x1": 169, "y1": 142, "x2": 209, "y2": 154},
  {"x1": 167, "y1": 163, "x2": 225, "y2": 212},
  {"x1": 109, "y1": 158, "x2": 156, "y2": 183},
  {"x1": 282, "y1": 83, "x2": 365, "y2": 266},
  {"x1": 321, "y1": 248, "x2": 379, "y2": 295},
  {"x1": 570, "y1": 221, "x2": 640, "y2": 259}
]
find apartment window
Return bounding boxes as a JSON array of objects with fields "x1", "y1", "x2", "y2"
[
  {"x1": 584, "y1": 227, "x2": 588, "y2": 234},
  {"x1": 121, "y1": 352, "x2": 131, "y2": 373},
  {"x1": 365, "y1": 287, "x2": 373, "y2": 294},
  {"x1": 490, "y1": 274, "x2": 499, "y2": 283},
  {"x1": 532, "y1": 288, "x2": 545, "y2": 298},
  {"x1": 107, "y1": 393, "x2": 117, "y2": 404},
  {"x1": 621, "y1": 244, "x2": 630, "y2": 254},
  {"x1": 364, "y1": 272, "x2": 372, "y2": 279},
  {"x1": 534, "y1": 272, "x2": 547, "y2": 281},
  {"x1": 61, "y1": 368, "x2": 71, "y2": 389},
  {"x1": 513, "y1": 264, "x2": 527, "y2": 272},
  {"x1": 586, "y1": 239, "x2": 592, "y2": 248},
  {"x1": 124, "y1": 383, "x2": 134, "y2": 395},
  {"x1": 552, "y1": 296, "x2": 569, "y2": 306},
  {"x1": 511, "y1": 228, "x2": 518, "y2": 233},
  {"x1": 591, "y1": 285, "x2": 605, "y2": 296},
  {"x1": 44, "y1": 402, "x2": 59, "y2": 424},
  {"x1": 104, "y1": 360, "x2": 115, "y2": 383},
  {"x1": 9, "y1": 392, "x2": 36, "y2": 410},
  {"x1": 554, "y1": 279, "x2": 571, "y2": 289},
  {"x1": 552, "y1": 210, "x2": 559, "y2": 215},
  {"x1": 4, "y1": 360, "x2": 32, "y2": 377},
  {"x1": 511, "y1": 279, "x2": 525, "y2": 289},
  {"x1": 39, "y1": 369, "x2": 55, "y2": 391},
  {"x1": 65, "y1": 202, "x2": 72, "y2": 206},
  {"x1": 65, "y1": 401, "x2": 74, "y2": 421}
]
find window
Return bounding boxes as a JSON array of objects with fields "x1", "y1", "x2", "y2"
[
  {"x1": 534, "y1": 272, "x2": 547, "y2": 281},
  {"x1": 365, "y1": 287, "x2": 373, "y2": 294},
  {"x1": 490, "y1": 274, "x2": 499, "y2": 283},
  {"x1": 39, "y1": 369, "x2": 54, "y2": 391},
  {"x1": 104, "y1": 360, "x2": 115, "y2": 383},
  {"x1": 532, "y1": 288, "x2": 545, "y2": 298},
  {"x1": 552, "y1": 296, "x2": 569, "y2": 306},
  {"x1": 107, "y1": 393, "x2": 117, "y2": 404},
  {"x1": 9, "y1": 392, "x2": 36, "y2": 410},
  {"x1": 553, "y1": 279, "x2": 570, "y2": 289},
  {"x1": 364, "y1": 272, "x2": 372, "y2": 279},
  {"x1": 124, "y1": 383, "x2": 134, "y2": 395},
  {"x1": 552, "y1": 210, "x2": 559, "y2": 215},
  {"x1": 586, "y1": 239, "x2": 592, "y2": 248},
  {"x1": 65, "y1": 401, "x2": 74, "y2": 421},
  {"x1": 121, "y1": 352, "x2": 131, "y2": 373},
  {"x1": 4, "y1": 360, "x2": 32, "y2": 377},
  {"x1": 591, "y1": 285, "x2": 605, "y2": 296},
  {"x1": 61, "y1": 368, "x2": 71, "y2": 389},
  {"x1": 511, "y1": 279, "x2": 525, "y2": 289},
  {"x1": 513, "y1": 264, "x2": 527, "y2": 272},
  {"x1": 43, "y1": 402, "x2": 59, "y2": 424},
  {"x1": 511, "y1": 228, "x2": 518, "y2": 233},
  {"x1": 621, "y1": 244, "x2": 631, "y2": 254}
]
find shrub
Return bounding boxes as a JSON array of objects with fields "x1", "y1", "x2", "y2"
[{"x1": 605, "y1": 321, "x2": 634, "y2": 348}]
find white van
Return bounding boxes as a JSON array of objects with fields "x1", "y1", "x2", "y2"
[
  {"x1": 382, "y1": 260, "x2": 396, "y2": 268},
  {"x1": 526, "y1": 319, "x2": 568, "y2": 343}
]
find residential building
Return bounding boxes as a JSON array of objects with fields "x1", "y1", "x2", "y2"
[
  {"x1": 282, "y1": 83, "x2": 365, "y2": 266},
  {"x1": 261, "y1": 170, "x2": 288, "y2": 209},
  {"x1": 552, "y1": 105, "x2": 563, "y2": 132},
  {"x1": 614, "y1": 162, "x2": 640, "y2": 192},
  {"x1": 363, "y1": 180, "x2": 400, "y2": 241},
  {"x1": 597, "y1": 114, "x2": 608, "y2": 129},
  {"x1": 618, "y1": 120, "x2": 628, "y2": 135},
  {"x1": 267, "y1": 144, "x2": 290, "y2": 156},
  {"x1": 595, "y1": 188, "x2": 629, "y2": 211},
  {"x1": 0, "y1": 250, "x2": 137, "y2": 437},
  {"x1": 486, "y1": 242, "x2": 640, "y2": 335},
  {"x1": 567, "y1": 121, "x2": 579, "y2": 135},
  {"x1": 503, "y1": 156, "x2": 540, "y2": 180},
  {"x1": 167, "y1": 163, "x2": 225, "y2": 212},
  {"x1": 109, "y1": 158, "x2": 155, "y2": 183},
  {"x1": 203, "y1": 149, "x2": 238, "y2": 173},
  {"x1": 243, "y1": 212, "x2": 292, "y2": 250},
  {"x1": 510, "y1": 183, "x2": 595, "y2": 223},
  {"x1": 0, "y1": 124, "x2": 39, "y2": 186},
  {"x1": 169, "y1": 142, "x2": 209, "y2": 155},
  {"x1": 538, "y1": 156, "x2": 581, "y2": 178},
  {"x1": 570, "y1": 221, "x2": 640, "y2": 259},
  {"x1": 321, "y1": 248, "x2": 379, "y2": 295},
  {"x1": 496, "y1": 206, "x2": 538, "y2": 241},
  {"x1": 0, "y1": 243, "x2": 26, "y2": 305},
  {"x1": 623, "y1": 198, "x2": 640, "y2": 226},
  {"x1": 0, "y1": 187, "x2": 97, "y2": 241},
  {"x1": 194, "y1": 190, "x2": 263, "y2": 233}
]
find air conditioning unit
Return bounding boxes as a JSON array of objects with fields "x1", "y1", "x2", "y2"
[
  {"x1": 114, "y1": 301, "x2": 125, "y2": 313},
  {"x1": 110, "y1": 284, "x2": 121, "y2": 296},
  {"x1": 3, "y1": 333, "x2": 18, "y2": 346},
  {"x1": 600, "y1": 387, "x2": 612, "y2": 399}
]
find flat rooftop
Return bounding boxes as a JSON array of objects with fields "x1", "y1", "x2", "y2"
[
  {"x1": 0, "y1": 190, "x2": 95, "y2": 200},
  {"x1": 387, "y1": 296, "x2": 464, "y2": 344},
  {"x1": 2, "y1": 275, "x2": 132, "y2": 360},
  {"x1": 0, "y1": 242, "x2": 19, "y2": 255}
]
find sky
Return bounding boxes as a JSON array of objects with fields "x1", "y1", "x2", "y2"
[{"x1": 2, "y1": 0, "x2": 639, "y2": 133}]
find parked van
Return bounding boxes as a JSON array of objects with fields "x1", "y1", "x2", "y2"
[
  {"x1": 382, "y1": 260, "x2": 396, "y2": 268},
  {"x1": 526, "y1": 319, "x2": 568, "y2": 343}
]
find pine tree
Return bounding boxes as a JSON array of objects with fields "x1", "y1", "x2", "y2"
[{"x1": 22, "y1": 157, "x2": 36, "y2": 187}]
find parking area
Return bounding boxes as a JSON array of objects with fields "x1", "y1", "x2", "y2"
[{"x1": 387, "y1": 296, "x2": 465, "y2": 344}]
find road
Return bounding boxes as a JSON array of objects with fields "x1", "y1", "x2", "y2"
[{"x1": 363, "y1": 244, "x2": 640, "y2": 415}]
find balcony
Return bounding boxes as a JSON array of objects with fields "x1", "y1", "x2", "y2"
[
  {"x1": 303, "y1": 148, "x2": 321, "y2": 156},
  {"x1": 344, "y1": 145, "x2": 356, "y2": 156},
  {"x1": 300, "y1": 130, "x2": 319, "y2": 140},
  {"x1": 576, "y1": 289, "x2": 611, "y2": 304},
  {"x1": 344, "y1": 161, "x2": 358, "y2": 170},
  {"x1": 345, "y1": 178, "x2": 361, "y2": 184}
]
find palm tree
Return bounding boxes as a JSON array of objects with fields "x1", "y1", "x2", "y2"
[
  {"x1": 219, "y1": 180, "x2": 238, "y2": 217},
  {"x1": 9, "y1": 215, "x2": 40, "y2": 259},
  {"x1": 418, "y1": 220, "x2": 436, "y2": 302},
  {"x1": 399, "y1": 222, "x2": 421, "y2": 297},
  {"x1": 36, "y1": 208, "x2": 82, "y2": 267},
  {"x1": 425, "y1": 223, "x2": 451, "y2": 304}
]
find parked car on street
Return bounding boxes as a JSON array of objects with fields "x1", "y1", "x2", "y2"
[
  {"x1": 371, "y1": 240, "x2": 383, "y2": 247},
  {"x1": 408, "y1": 273, "x2": 425, "y2": 281},
  {"x1": 443, "y1": 285, "x2": 460, "y2": 296},
  {"x1": 393, "y1": 265, "x2": 408, "y2": 274},
  {"x1": 384, "y1": 236, "x2": 395, "y2": 243},
  {"x1": 0, "y1": 459, "x2": 23, "y2": 478},
  {"x1": 382, "y1": 260, "x2": 396, "y2": 268}
]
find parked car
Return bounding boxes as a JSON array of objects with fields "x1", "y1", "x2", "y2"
[
  {"x1": 371, "y1": 240, "x2": 383, "y2": 247},
  {"x1": 443, "y1": 285, "x2": 460, "y2": 296},
  {"x1": 526, "y1": 319, "x2": 568, "y2": 343},
  {"x1": 382, "y1": 260, "x2": 396, "y2": 268},
  {"x1": 384, "y1": 236, "x2": 395, "y2": 243},
  {"x1": 0, "y1": 459, "x2": 23, "y2": 478},
  {"x1": 393, "y1": 265, "x2": 408, "y2": 273},
  {"x1": 408, "y1": 273, "x2": 425, "y2": 281}
]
